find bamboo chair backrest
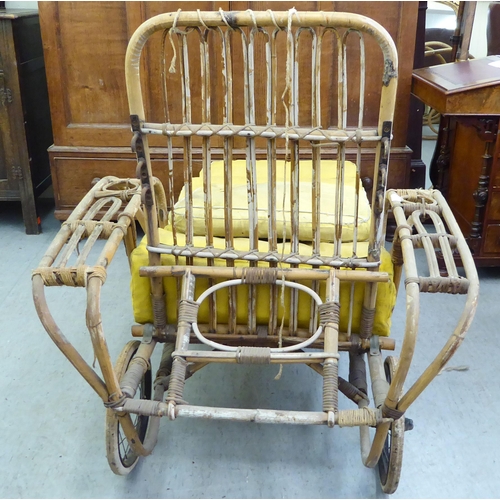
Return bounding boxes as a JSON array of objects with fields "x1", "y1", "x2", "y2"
[{"x1": 126, "y1": 10, "x2": 398, "y2": 268}]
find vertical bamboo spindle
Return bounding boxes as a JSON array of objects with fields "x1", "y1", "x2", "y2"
[
  {"x1": 200, "y1": 27, "x2": 216, "y2": 331},
  {"x1": 310, "y1": 28, "x2": 321, "y2": 336},
  {"x1": 221, "y1": 27, "x2": 237, "y2": 334},
  {"x1": 180, "y1": 32, "x2": 194, "y2": 266},
  {"x1": 323, "y1": 271, "x2": 340, "y2": 427},
  {"x1": 245, "y1": 27, "x2": 258, "y2": 335},
  {"x1": 268, "y1": 28, "x2": 278, "y2": 337},
  {"x1": 288, "y1": 28, "x2": 300, "y2": 336},
  {"x1": 166, "y1": 271, "x2": 195, "y2": 420}
]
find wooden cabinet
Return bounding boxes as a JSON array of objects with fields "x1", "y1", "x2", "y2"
[
  {"x1": 0, "y1": 9, "x2": 53, "y2": 234},
  {"x1": 413, "y1": 56, "x2": 500, "y2": 266},
  {"x1": 39, "y1": 1, "x2": 419, "y2": 220}
]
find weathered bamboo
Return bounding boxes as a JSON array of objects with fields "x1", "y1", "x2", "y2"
[
  {"x1": 117, "y1": 398, "x2": 384, "y2": 428},
  {"x1": 32, "y1": 276, "x2": 109, "y2": 401},
  {"x1": 119, "y1": 340, "x2": 158, "y2": 398},
  {"x1": 86, "y1": 277, "x2": 122, "y2": 402},
  {"x1": 199, "y1": 27, "x2": 216, "y2": 332},
  {"x1": 131, "y1": 324, "x2": 396, "y2": 350},
  {"x1": 245, "y1": 27, "x2": 259, "y2": 335},
  {"x1": 32, "y1": 178, "x2": 142, "y2": 406},
  {"x1": 174, "y1": 350, "x2": 339, "y2": 364},
  {"x1": 142, "y1": 121, "x2": 381, "y2": 142},
  {"x1": 322, "y1": 271, "x2": 340, "y2": 422},
  {"x1": 387, "y1": 190, "x2": 479, "y2": 412},
  {"x1": 139, "y1": 266, "x2": 389, "y2": 281},
  {"x1": 218, "y1": 26, "x2": 237, "y2": 334},
  {"x1": 267, "y1": 29, "x2": 278, "y2": 337}
]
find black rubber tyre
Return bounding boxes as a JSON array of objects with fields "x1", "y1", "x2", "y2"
[
  {"x1": 378, "y1": 356, "x2": 405, "y2": 494},
  {"x1": 105, "y1": 340, "x2": 152, "y2": 475}
]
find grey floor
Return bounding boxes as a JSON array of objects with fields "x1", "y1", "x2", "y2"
[{"x1": 1, "y1": 140, "x2": 500, "y2": 498}]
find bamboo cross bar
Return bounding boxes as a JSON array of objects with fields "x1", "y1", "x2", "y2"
[
  {"x1": 118, "y1": 399, "x2": 385, "y2": 428},
  {"x1": 130, "y1": 324, "x2": 396, "y2": 351},
  {"x1": 173, "y1": 350, "x2": 340, "y2": 364},
  {"x1": 141, "y1": 122, "x2": 381, "y2": 142},
  {"x1": 146, "y1": 245, "x2": 382, "y2": 268},
  {"x1": 139, "y1": 265, "x2": 390, "y2": 282}
]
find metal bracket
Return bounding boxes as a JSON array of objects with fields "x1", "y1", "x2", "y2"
[
  {"x1": 131, "y1": 132, "x2": 146, "y2": 161},
  {"x1": 142, "y1": 323, "x2": 154, "y2": 344},
  {"x1": 369, "y1": 335, "x2": 380, "y2": 356},
  {"x1": 130, "y1": 114, "x2": 141, "y2": 132}
]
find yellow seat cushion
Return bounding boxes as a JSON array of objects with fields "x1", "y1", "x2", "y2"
[
  {"x1": 174, "y1": 160, "x2": 371, "y2": 243},
  {"x1": 130, "y1": 227, "x2": 396, "y2": 336}
]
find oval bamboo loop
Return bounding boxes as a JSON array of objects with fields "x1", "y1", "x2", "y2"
[{"x1": 190, "y1": 279, "x2": 324, "y2": 353}]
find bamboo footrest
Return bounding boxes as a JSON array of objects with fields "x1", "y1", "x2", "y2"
[
  {"x1": 118, "y1": 398, "x2": 386, "y2": 427},
  {"x1": 172, "y1": 349, "x2": 340, "y2": 364}
]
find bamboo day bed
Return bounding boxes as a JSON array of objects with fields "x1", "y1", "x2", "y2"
[{"x1": 32, "y1": 9, "x2": 479, "y2": 494}]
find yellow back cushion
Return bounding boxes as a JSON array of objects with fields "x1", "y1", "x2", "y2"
[
  {"x1": 174, "y1": 160, "x2": 371, "y2": 243},
  {"x1": 130, "y1": 227, "x2": 396, "y2": 336}
]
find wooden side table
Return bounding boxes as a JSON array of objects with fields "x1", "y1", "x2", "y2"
[
  {"x1": 0, "y1": 9, "x2": 53, "y2": 234},
  {"x1": 412, "y1": 56, "x2": 500, "y2": 266}
]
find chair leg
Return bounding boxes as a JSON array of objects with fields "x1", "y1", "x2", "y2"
[
  {"x1": 166, "y1": 270, "x2": 197, "y2": 419},
  {"x1": 322, "y1": 271, "x2": 341, "y2": 426}
]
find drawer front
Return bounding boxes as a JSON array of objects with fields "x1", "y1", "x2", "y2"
[
  {"x1": 483, "y1": 224, "x2": 500, "y2": 254},
  {"x1": 50, "y1": 152, "x2": 202, "y2": 214}
]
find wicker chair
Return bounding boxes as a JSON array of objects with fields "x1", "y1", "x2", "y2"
[{"x1": 32, "y1": 10, "x2": 478, "y2": 494}]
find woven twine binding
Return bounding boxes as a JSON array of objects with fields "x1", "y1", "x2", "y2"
[{"x1": 33, "y1": 265, "x2": 107, "y2": 287}]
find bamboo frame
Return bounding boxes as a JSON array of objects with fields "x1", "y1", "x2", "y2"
[{"x1": 31, "y1": 9, "x2": 479, "y2": 489}]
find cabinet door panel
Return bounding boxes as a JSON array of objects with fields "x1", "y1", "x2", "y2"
[{"x1": 40, "y1": 1, "x2": 228, "y2": 148}]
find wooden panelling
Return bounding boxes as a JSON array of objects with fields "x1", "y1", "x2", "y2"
[
  {"x1": 487, "y1": 191, "x2": 500, "y2": 221},
  {"x1": 483, "y1": 224, "x2": 500, "y2": 254},
  {"x1": 493, "y1": 148, "x2": 500, "y2": 188},
  {"x1": 39, "y1": 2, "x2": 417, "y2": 217},
  {"x1": 446, "y1": 118, "x2": 490, "y2": 236}
]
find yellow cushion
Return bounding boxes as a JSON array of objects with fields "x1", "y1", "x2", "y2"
[
  {"x1": 174, "y1": 160, "x2": 371, "y2": 243},
  {"x1": 130, "y1": 227, "x2": 396, "y2": 336}
]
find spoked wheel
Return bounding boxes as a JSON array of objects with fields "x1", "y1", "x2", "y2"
[
  {"x1": 105, "y1": 340, "x2": 152, "y2": 475},
  {"x1": 378, "y1": 356, "x2": 405, "y2": 494}
]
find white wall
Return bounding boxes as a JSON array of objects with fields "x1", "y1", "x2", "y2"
[
  {"x1": 470, "y1": 1, "x2": 490, "y2": 58},
  {"x1": 5, "y1": 1, "x2": 38, "y2": 10},
  {"x1": 426, "y1": 1, "x2": 457, "y2": 29},
  {"x1": 427, "y1": 1, "x2": 490, "y2": 59}
]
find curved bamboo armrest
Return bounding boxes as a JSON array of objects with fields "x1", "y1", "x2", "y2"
[
  {"x1": 383, "y1": 188, "x2": 479, "y2": 416},
  {"x1": 33, "y1": 176, "x2": 143, "y2": 284},
  {"x1": 32, "y1": 176, "x2": 143, "y2": 403}
]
